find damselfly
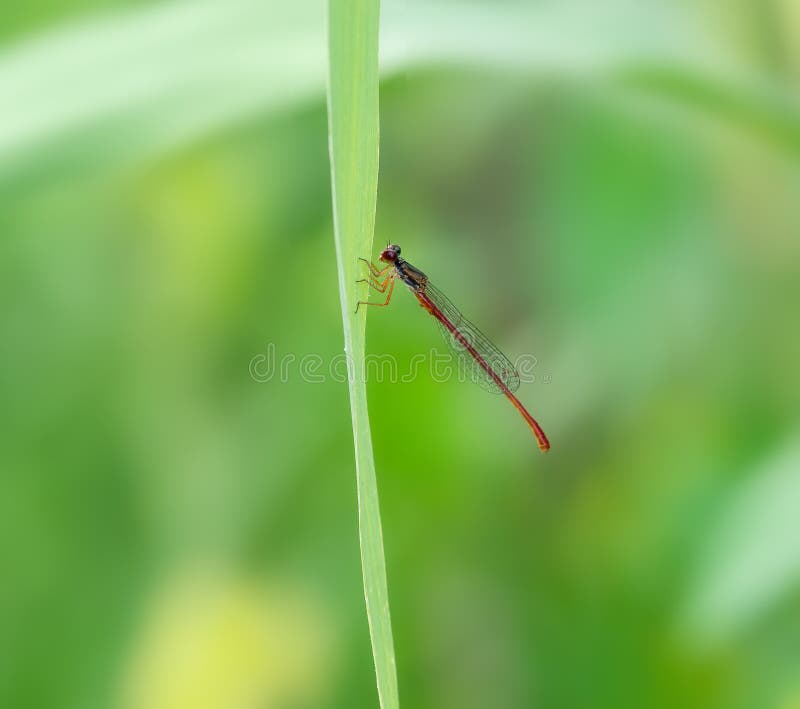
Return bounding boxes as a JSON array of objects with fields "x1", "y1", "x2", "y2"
[{"x1": 357, "y1": 244, "x2": 550, "y2": 452}]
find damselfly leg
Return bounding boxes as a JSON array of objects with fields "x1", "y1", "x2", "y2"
[
  {"x1": 358, "y1": 258, "x2": 391, "y2": 278},
  {"x1": 355, "y1": 274, "x2": 396, "y2": 313},
  {"x1": 357, "y1": 274, "x2": 392, "y2": 292}
]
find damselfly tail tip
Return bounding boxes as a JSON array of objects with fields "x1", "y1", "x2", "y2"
[{"x1": 535, "y1": 432, "x2": 551, "y2": 453}]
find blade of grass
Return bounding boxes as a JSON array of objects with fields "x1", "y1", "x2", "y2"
[{"x1": 326, "y1": 1, "x2": 399, "y2": 708}]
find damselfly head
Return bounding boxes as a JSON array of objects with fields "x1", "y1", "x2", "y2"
[{"x1": 379, "y1": 244, "x2": 401, "y2": 262}]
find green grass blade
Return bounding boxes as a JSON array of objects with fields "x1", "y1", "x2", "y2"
[{"x1": 326, "y1": 1, "x2": 399, "y2": 707}]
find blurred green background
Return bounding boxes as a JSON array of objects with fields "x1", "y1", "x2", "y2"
[{"x1": 2, "y1": 1, "x2": 800, "y2": 708}]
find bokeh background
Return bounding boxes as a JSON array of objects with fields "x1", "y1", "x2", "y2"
[{"x1": 2, "y1": 1, "x2": 800, "y2": 708}]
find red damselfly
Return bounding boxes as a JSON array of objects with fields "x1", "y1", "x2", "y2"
[{"x1": 356, "y1": 244, "x2": 550, "y2": 452}]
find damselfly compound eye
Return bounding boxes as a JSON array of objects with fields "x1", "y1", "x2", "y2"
[{"x1": 379, "y1": 246, "x2": 400, "y2": 262}]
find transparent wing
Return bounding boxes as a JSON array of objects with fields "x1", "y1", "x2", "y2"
[{"x1": 423, "y1": 283, "x2": 520, "y2": 394}]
